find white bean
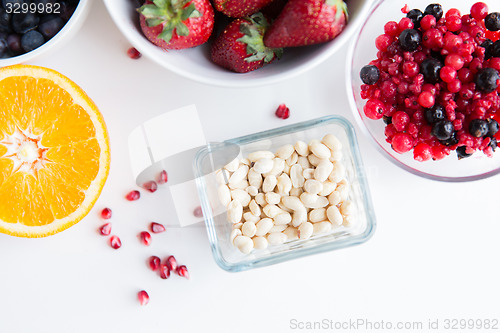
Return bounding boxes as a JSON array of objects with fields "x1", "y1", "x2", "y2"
[
  {"x1": 253, "y1": 158, "x2": 274, "y2": 174},
  {"x1": 231, "y1": 189, "x2": 251, "y2": 207},
  {"x1": 217, "y1": 184, "x2": 231, "y2": 207},
  {"x1": 303, "y1": 168, "x2": 315, "y2": 180},
  {"x1": 252, "y1": 236, "x2": 268, "y2": 250},
  {"x1": 294, "y1": 140, "x2": 309, "y2": 156},
  {"x1": 313, "y1": 221, "x2": 332, "y2": 235},
  {"x1": 314, "y1": 160, "x2": 334, "y2": 182},
  {"x1": 276, "y1": 144, "x2": 294, "y2": 160},
  {"x1": 242, "y1": 221, "x2": 257, "y2": 237},
  {"x1": 309, "y1": 140, "x2": 331, "y2": 159},
  {"x1": 227, "y1": 200, "x2": 243, "y2": 224},
  {"x1": 328, "y1": 191, "x2": 342, "y2": 206},
  {"x1": 247, "y1": 150, "x2": 274, "y2": 162},
  {"x1": 283, "y1": 226, "x2": 298, "y2": 241},
  {"x1": 336, "y1": 180, "x2": 350, "y2": 201},
  {"x1": 245, "y1": 185, "x2": 259, "y2": 197},
  {"x1": 283, "y1": 163, "x2": 291, "y2": 174},
  {"x1": 228, "y1": 165, "x2": 249, "y2": 185},
  {"x1": 265, "y1": 192, "x2": 281, "y2": 205},
  {"x1": 255, "y1": 193, "x2": 266, "y2": 206},
  {"x1": 343, "y1": 215, "x2": 354, "y2": 228},
  {"x1": 249, "y1": 199, "x2": 261, "y2": 216},
  {"x1": 297, "y1": 156, "x2": 311, "y2": 170},
  {"x1": 291, "y1": 207, "x2": 307, "y2": 227},
  {"x1": 303, "y1": 179, "x2": 323, "y2": 195},
  {"x1": 329, "y1": 162, "x2": 346, "y2": 183},
  {"x1": 273, "y1": 212, "x2": 292, "y2": 225},
  {"x1": 267, "y1": 232, "x2": 287, "y2": 245},
  {"x1": 308, "y1": 154, "x2": 322, "y2": 167},
  {"x1": 340, "y1": 200, "x2": 354, "y2": 216},
  {"x1": 309, "y1": 208, "x2": 327, "y2": 223},
  {"x1": 255, "y1": 218, "x2": 273, "y2": 236},
  {"x1": 269, "y1": 224, "x2": 287, "y2": 233},
  {"x1": 300, "y1": 192, "x2": 328, "y2": 208},
  {"x1": 322, "y1": 134, "x2": 342, "y2": 151},
  {"x1": 285, "y1": 152, "x2": 298, "y2": 166},
  {"x1": 215, "y1": 169, "x2": 229, "y2": 185},
  {"x1": 228, "y1": 180, "x2": 249, "y2": 190},
  {"x1": 224, "y1": 158, "x2": 239, "y2": 172},
  {"x1": 319, "y1": 181, "x2": 336, "y2": 196},
  {"x1": 326, "y1": 205, "x2": 343, "y2": 226},
  {"x1": 330, "y1": 150, "x2": 343, "y2": 161},
  {"x1": 289, "y1": 187, "x2": 303, "y2": 197},
  {"x1": 232, "y1": 222, "x2": 243, "y2": 229},
  {"x1": 263, "y1": 204, "x2": 283, "y2": 218},
  {"x1": 298, "y1": 222, "x2": 313, "y2": 240},
  {"x1": 240, "y1": 158, "x2": 250, "y2": 166},
  {"x1": 230, "y1": 228, "x2": 242, "y2": 245},
  {"x1": 290, "y1": 164, "x2": 305, "y2": 188},
  {"x1": 243, "y1": 212, "x2": 260, "y2": 224},
  {"x1": 277, "y1": 203, "x2": 293, "y2": 213},
  {"x1": 281, "y1": 196, "x2": 305, "y2": 211},
  {"x1": 263, "y1": 158, "x2": 285, "y2": 177},
  {"x1": 262, "y1": 175, "x2": 277, "y2": 193},
  {"x1": 277, "y1": 173, "x2": 292, "y2": 195},
  {"x1": 234, "y1": 235, "x2": 253, "y2": 254},
  {"x1": 248, "y1": 169, "x2": 263, "y2": 188}
]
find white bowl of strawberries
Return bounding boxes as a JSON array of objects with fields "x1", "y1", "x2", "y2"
[{"x1": 104, "y1": 0, "x2": 372, "y2": 87}]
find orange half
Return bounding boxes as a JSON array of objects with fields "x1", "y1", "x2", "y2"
[{"x1": 0, "y1": 65, "x2": 110, "y2": 237}]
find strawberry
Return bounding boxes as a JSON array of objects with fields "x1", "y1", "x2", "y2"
[
  {"x1": 138, "y1": 0, "x2": 214, "y2": 50},
  {"x1": 264, "y1": 0, "x2": 348, "y2": 48},
  {"x1": 211, "y1": 12, "x2": 283, "y2": 73},
  {"x1": 213, "y1": 0, "x2": 275, "y2": 18}
]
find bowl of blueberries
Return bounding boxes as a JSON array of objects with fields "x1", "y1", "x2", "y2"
[
  {"x1": 0, "y1": 0, "x2": 89, "y2": 66},
  {"x1": 347, "y1": 0, "x2": 500, "y2": 182}
]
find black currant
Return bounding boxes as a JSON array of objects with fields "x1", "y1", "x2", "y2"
[
  {"x1": 431, "y1": 120, "x2": 454, "y2": 140},
  {"x1": 469, "y1": 119, "x2": 489, "y2": 137},
  {"x1": 487, "y1": 118, "x2": 499, "y2": 137},
  {"x1": 484, "y1": 12, "x2": 500, "y2": 31},
  {"x1": 474, "y1": 68, "x2": 500, "y2": 93},
  {"x1": 407, "y1": 9, "x2": 423, "y2": 29},
  {"x1": 425, "y1": 104, "x2": 446, "y2": 124},
  {"x1": 424, "y1": 3, "x2": 443, "y2": 21},
  {"x1": 420, "y1": 57, "x2": 443, "y2": 83},
  {"x1": 456, "y1": 146, "x2": 472, "y2": 159},
  {"x1": 399, "y1": 29, "x2": 421, "y2": 52},
  {"x1": 359, "y1": 65, "x2": 380, "y2": 85}
]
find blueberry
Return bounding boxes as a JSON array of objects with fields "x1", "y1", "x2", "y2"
[
  {"x1": 485, "y1": 12, "x2": 500, "y2": 31},
  {"x1": 469, "y1": 119, "x2": 489, "y2": 137},
  {"x1": 38, "y1": 14, "x2": 64, "y2": 39},
  {"x1": 20, "y1": 30, "x2": 44, "y2": 52},
  {"x1": 487, "y1": 118, "x2": 499, "y2": 136},
  {"x1": 420, "y1": 57, "x2": 443, "y2": 83},
  {"x1": 0, "y1": 37, "x2": 8, "y2": 57},
  {"x1": 425, "y1": 104, "x2": 446, "y2": 124},
  {"x1": 12, "y1": 13, "x2": 39, "y2": 34},
  {"x1": 0, "y1": 9, "x2": 10, "y2": 33},
  {"x1": 474, "y1": 67, "x2": 500, "y2": 93},
  {"x1": 490, "y1": 137, "x2": 498, "y2": 151},
  {"x1": 359, "y1": 65, "x2": 380, "y2": 85},
  {"x1": 456, "y1": 146, "x2": 472, "y2": 159},
  {"x1": 407, "y1": 9, "x2": 423, "y2": 29},
  {"x1": 424, "y1": 4, "x2": 443, "y2": 21},
  {"x1": 6, "y1": 33, "x2": 21, "y2": 54},
  {"x1": 431, "y1": 120, "x2": 454, "y2": 140},
  {"x1": 382, "y1": 115, "x2": 392, "y2": 125},
  {"x1": 490, "y1": 40, "x2": 500, "y2": 58},
  {"x1": 481, "y1": 39, "x2": 494, "y2": 59},
  {"x1": 399, "y1": 29, "x2": 421, "y2": 52},
  {"x1": 439, "y1": 132, "x2": 458, "y2": 146}
]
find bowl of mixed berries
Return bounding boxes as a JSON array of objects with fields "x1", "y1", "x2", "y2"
[
  {"x1": 104, "y1": 0, "x2": 372, "y2": 87},
  {"x1": 347, "y1": 0, "x2": 500, "y2": 181}
]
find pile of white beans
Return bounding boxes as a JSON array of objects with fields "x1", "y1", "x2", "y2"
[{"x1": 216, "y1": 134, "x2": 354, "y2": 254}]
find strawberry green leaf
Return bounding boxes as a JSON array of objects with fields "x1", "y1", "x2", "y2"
[
  {"x1": 158, "y1": 20, "x2": 175, "y2": 42},
  {"x1": 237, "y1": 13, "x2": 282, "y2": 64},
  {"x1": 138, "y1": 4, "x2": 166, "y2": 19},
  {"x1": 153, "y1": 0, "x2": 168, "y2": 8},
  {"x1": 180, "y1": 3, "x2": 201, "y2": 21},
  {"x1": 146, "y1": 18, "x2": 164, "y2": 27},
  {"x1": 176, "y1": 21, "x2": 190, "y2": 36}
]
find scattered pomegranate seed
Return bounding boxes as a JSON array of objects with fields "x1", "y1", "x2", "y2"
[
  {"x1": 143, "y1": 181, "x2": 158, "y2": 193},
  {"x1": 127, "y1": 47, "x2": 141, "y2": 59},
  {"x1": 125, "y1": 190, "x2": 140, "y2": 201},
  {"x1": 400, "y1": 4, "x2": 409, "y2": 14},
  {"x1": 137, "y1": 290, "x2": 149, "y2": 305},
  {"x1": 176, "y1": 265, "x2": 189, "y2": 279},
  {"x1": 158, "y1": 170, "x2": 168, "y2": 184},
  {"x1": 100, "y1": 207, "x2": 112, "y2": 219},
  {"x1": 275, "y1": 104, "x2": 290, "y2": 119},
  {"x1": 99, "y1": 223, "x2": 112, "y2": 236},
  {"x1": 150, "y1": 222, "x2": 166, "y2": 233},
  {"x1": 109, "y1": 235, "x2": 122, "y2": 249},
  {"x1": 193, "y1": 206, "x2": 203, "y2": 218},
  {"x1": 159, "y1": 264, "x2": 170, "y2": 279},
  {"x1": 139, "y1": 231, "x2": 152, "y2": 246},
  {"x1": 148, "y1": 256, "x2": 161, "y2": 271},
  {"x1": 165, "y1": 255, "x2": 177, "y2": 272}
]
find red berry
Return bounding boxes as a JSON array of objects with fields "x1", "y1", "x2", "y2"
[
  {"x1": 139, "y1": 231, "x2": 152, "y2": 246},
  {"x1": 193, "y1": 206, "x2": 203, "y2": 218},
  {"x1": 418, "y1": 91, "x2": 435, "y2": 108},
  {"x1": 413, "y1": 143, "x2": 433, "y2": 161},
  {"x1": 158, "y1": 170, "x2": 168, "y2": 184},
  {"x1": 445, "y1": 54, "x2": 464, "y2": 70},
  {"x1": 363, "y1": 99, "x2": 385, "y2": 120},
  {"x1": 420, "y1": 15, "x2": 436, "y2": 30},
  {"x1": 143, "y1": 181, "x2": 158, "y2": 193},
  {"x1": 109, "y1": 235, "x2": 122, "y2": 249},
  {"x1": 445, "y1": 8, "x2": 461, "y2": 19},
  {"x1": 470, "y1": 2, "x2": 488, "y2": 20},
  {"x1": 148, "y1": 256, "x2": 161, "y2": 271},
  {"x1": 127, "y1": 47, "x2": 141, "y2": 59},
  {"x1": 150, "y1": 222, "x2": 166, "y2": 233},
  {"x1": 440, "y1": 66, "x2": 457, "y2": 83},
  {"x1": 137, "y1": 290, "x2": 149, "y2": 305},
  {"x1": 275, "y1": 104, "x2": 290, "y2": 119},
  {"x1": 447, "y1": 79, "x2": 462, "y2": 93},
  {"x1": 446, "y1": 15, "x2": 462, "y2": 32},
  {"x1": 125, "y1": 190, "x2": 140, "y2": 201},
  {"x1": 100, "y1": 223, "x2": 112, "y2": 236},
  {"x1": 176, "y1": 265, "x2": 189, "y2": 279},
  {"x1": 391, "y1": 133, "x2": 414, "y2": 153},
  {"x1": 165, "y1": 255, "x2": 178, "y2": 272},
  {"x1": 100, "y1": 207, "x2": 112, "y2": 220},
  {"x1": 384, "y1": 21, "x2": 399, "y2": 36},
  {"x1": 391, "y1": 111, "x2": 410, "y2": 131},
  {"x1": 159, "y1": 264, "x2": 170, "y2": 279},
  {"x1": 402, "y1": 61, "x2": 419, "y2": 77},
  {"x1": 398, "y1": 17, "x2": 413, "y2": 31},
  {"x1": 375, "y1": 34, "x2": 392, "y2": 52}
]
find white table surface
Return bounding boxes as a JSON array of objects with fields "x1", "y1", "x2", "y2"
[{"x1": 1, "y1": 1, "x2": 499, "y2": 332}]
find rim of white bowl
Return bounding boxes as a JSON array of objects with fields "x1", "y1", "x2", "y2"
[
  {"x1": 0, "y1": 0, "x2": 91, "y2": 67},
  {"x1": 103, "y1": 0, "x2": 374, "y2": 88},
  {"x1": 345, "y1": 0, "x2": 500, "y2": 182}
]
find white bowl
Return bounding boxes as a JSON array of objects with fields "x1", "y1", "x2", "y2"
[
  {"x1": 0, "y1": 0, "x2": 91, "y2": 67},
  {"x1": 103, "y1": 0, "x2": 372, "y2": 87}
]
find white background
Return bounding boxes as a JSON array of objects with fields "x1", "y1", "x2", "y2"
[{"x1": 1, "y1": 1, "x2": 499, "y2": 332}]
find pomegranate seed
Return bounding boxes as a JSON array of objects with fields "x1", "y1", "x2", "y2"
[
  {"x1": 176, "y1": 265, "x2": 189, "y2": 279},
  {"x1": 137, "y1": 290, "x2": 149, "y2": 305},
  {"x1": 148, "y1": 256, "x2": 161, "y2": 271},
  {"x1": 159, "y1": 264, "x2": 170, "y2": 279},
  {"x1": 143, "y1": 181, "x2": 158, "y2": 193},
  {"x1": 99, "y1": 223, "x2": 112, "y2": 236},
  {"x1": 150, "y1": 222, "x2": 166, "y2": 233},
  {"x1": 193, "y1": 206, "x2": 203, "y2": 218},
  {"x1": 100, "y1": 207, "x2": 112, "y2": 219},
  {"x1": 139, "y1": 231, "x2": 152, "y2": 246},
  {"x1": 125, "y1": 190, "x2": 140, "y2": 201},
  {"x1": 127, "y1": 47, "x2": 141, "y2": 59},
  {"x1": 158, "y1": 170, "x2": 168, "y2": 184},
  {"x1": 400, "y1": 4, "x2": 409, "y2": 14},
  {"x1": 275, "y1": 104, "x2": 290, "y2": 119},
  {"x1": 109, "y1": 235, "x2": 122, "y2": 249},
  {"x1": 165, "y1": 255, "x2": 177, "y2": 272}
]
